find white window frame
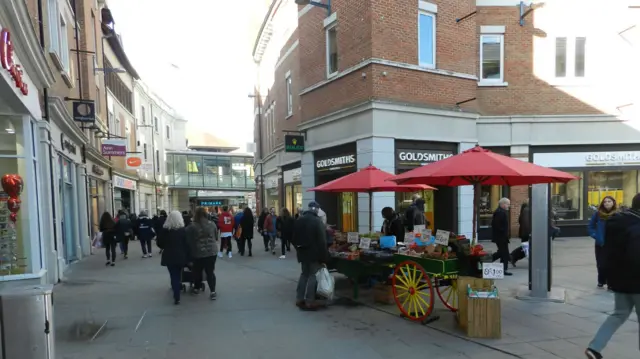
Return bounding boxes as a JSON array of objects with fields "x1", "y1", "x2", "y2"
[
  {"x1": 325, "y1": 14, "x2": 338, "y2": 78},
  {"x1": 59, "y1": 14, "x2": 70, "y2": 74},
  {"x1": 48, "y1": 0, "x2": 62, "y2": 66},
  {"x1": 553, "y1": 36, "x2": 587, "y2": 81},
  {"x1": 417, "y1": 10, "x2": 436, "y2": 69},
  {"x1": 285, "y1": 72, "x2": 293, "y2": 117},
  {"x1": 479, "y1": 26, "x2": 507, "y2": 87}
]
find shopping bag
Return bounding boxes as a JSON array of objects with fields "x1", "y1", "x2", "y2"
[
  {"x1": 316, "y1": 267, "x2": 335, "y2": 300},
  {"x1": 92, "y1": 232, "x2": 103, "y2": 249},
  {"x1": 521, "y1": 241, "x2": 529, "y2": 258}
]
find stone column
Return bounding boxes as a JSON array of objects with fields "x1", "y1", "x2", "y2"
[
  {"x1": 356, "y1": 137, "x2": 395, "y2": 233},
  {"x1": 458, "y1": 142, "x2": 475, "y2": 239},
  {"x1": 301, "y1": 151, "x2": 315, "y2": 208},
  {"x1": 37, "y1": 120, "x2": 59, "y2": 284}
]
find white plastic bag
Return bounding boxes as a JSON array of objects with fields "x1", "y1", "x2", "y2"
[
  {"x1": 316, "y1": 267, "x2": 335, "y2": 300},
  {"x1": 521, "y1": 241, "x2": 529, "y2": 258},
  {"x1": 92, "y1": 232, "x2": 103, "y2": 249}
]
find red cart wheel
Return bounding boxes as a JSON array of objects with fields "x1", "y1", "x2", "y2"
[
  {"x1": 392, "y1": 260, "x2": 434, "y2": 322},
  {"x1": 436, "y1": 278, "x2": 459, "y2": 312}
]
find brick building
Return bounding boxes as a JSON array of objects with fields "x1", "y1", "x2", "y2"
[{"x1": 253, "y1": 0, "x2": 639, "y2": 239}]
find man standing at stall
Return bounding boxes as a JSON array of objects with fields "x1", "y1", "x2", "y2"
[
  {"x1": 292, "y1": 201, "x2": 330, "y2": 311},
  {"x1": 491, "y1": 198, "x2": 513, "y2": 276}
]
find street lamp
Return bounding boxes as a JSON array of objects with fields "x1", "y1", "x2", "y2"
[{"x1": 294, "y1": 0, "x2": 332, "y2": 15}]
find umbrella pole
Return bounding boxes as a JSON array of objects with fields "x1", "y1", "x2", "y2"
[
  {"x1": 472, "y1": 182, "x2": 479, "y2": 246},
  {"x1": 369, "y1": 192, "x2": 373, "y2": 233}
]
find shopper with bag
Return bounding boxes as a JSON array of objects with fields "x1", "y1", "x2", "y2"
[
  {"x1": 292, "y1": 201, "x2": 330, "y2": 311},
  {"x1": 99, "y1": 212, "x2": 117, "y2": 267},
  {"x1": 264, "y1": 208, "x2": 278, "y2": 255},
  {"x1": 156, "y1": 210, "x2": 189, "y2": 305}
]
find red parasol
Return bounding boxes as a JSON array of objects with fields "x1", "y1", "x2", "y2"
[
  {"x1": 308, "y1": 165, "x2": 435, "y2": 231},
  {"x1": 388, "y1": 146, "x2": 578, "y2": 242}
]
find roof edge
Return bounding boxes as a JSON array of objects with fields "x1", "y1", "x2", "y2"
[{"x1": 251, "y1": 0, "x2": 278, "y2": 60}]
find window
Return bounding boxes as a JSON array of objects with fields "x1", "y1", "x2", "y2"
[
  {"x1": 91, "y1": 11, "x2": 98, "y2": 69},
  {"x1": 115, "y1": 116, "x2": 120, "y2": 136},
  {"x1": 59, "y1": 15, "x2": 70, "y2": 73},
  {"x1": 326, "y1": 25, "x2": 338, "y2": 77},
  {"x1": 156, "y1": 150, "x2": 160, "y2": 172},
  {"x1": 555, "y1": 37, "x2": 586, "y2": 78},
  {"x1": 286, "y1": 74, "x2": 293, "y2": 117},
  {"x1": 141, "y1": 106, "x2": 146, "y2": 125},
  {"x1": 166, "y1": 125, "x2": 171, "y2": 140},
  {"x1": 95, "y1": 87, "x2": 100, "y2": 114},
  {"x1": 551, "y1": 171, "x2": 583, "y2": 220},
  {"x1": 143, "y1": 143, "x2": 148, "y2": 160},
  {"x1": 418, "y1": 12, "x2": 436, "y2": 68},
  {"x1": 588, "y1": 171, "x2": 638, "y2": 210},
  {"x1": 108, "y1": 111, "x2": 114, "y2": 135},
  {"x1": 154, "y1": 117, "x2": 158, "y2": 133},
  {"x1": 480, "y1": 34, "x2": 505, "y2": 83},
  {"x1": 48, "y1": 0, "x2": 60, "y2": 56}
]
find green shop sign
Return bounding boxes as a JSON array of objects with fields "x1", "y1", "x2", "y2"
[{"x1": 284, "y1": 134, "x2": 305, "y2": 152}]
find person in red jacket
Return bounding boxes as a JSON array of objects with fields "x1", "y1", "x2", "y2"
[{"x1": 218, "y1": 205, "x2": 235, "y2": 258}]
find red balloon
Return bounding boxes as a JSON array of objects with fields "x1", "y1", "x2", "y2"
[
  {"x1": 9, "y1": 213, "x2": 17, "y2": 223},
  {"x1": 7, "y1": 197, "x2": 20, "y2": 213},
  {"x1": 1, "y1": 174, "x2": 23, "y2": 198}
]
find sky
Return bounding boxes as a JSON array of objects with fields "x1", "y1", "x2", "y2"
[{"x1": 107, "y1": 0, "x2": 267, "y2": 151}]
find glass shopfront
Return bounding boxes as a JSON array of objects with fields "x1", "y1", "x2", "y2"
[
  {"x1": 394, "y1": 142, "x2": 457, "y2": 233},
  {"x1": 534, "y1": 148, "x2": 640, "y2": 237},
  {"x1": 314, "y1": 143, "x2": 358, "y2": 232},
  {"x1": 283, "y1": 166, "x2": 302, "y2": 214},
  {"x1": 113, "y1": 175, "x2": 136, "y2": 214},
  {"x1": 59, "y1": 157, "x2": 77, "y2": 263},
  {"x1": 264, "y1": 174, "x2": 280, "y2": 213},
  {"x1": 88, "y1": 177, "x2": 106, "y2": 238}
]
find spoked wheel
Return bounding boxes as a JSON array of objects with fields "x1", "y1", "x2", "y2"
[
  {"x1": 392, "y1": 260, "x2": 435, "y2": 322},
  {"x1": 436, "y1": 278, "x2": 459, "y2": 312}
]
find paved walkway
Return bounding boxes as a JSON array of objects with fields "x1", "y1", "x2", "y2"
[{"x1": 53, "y1": 234, "x2": 638, "y2": 359}]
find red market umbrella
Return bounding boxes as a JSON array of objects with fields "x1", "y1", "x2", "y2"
[
  {"x1": 308, "y1": 165, "x2": 435, "y2": 232},
  {"x1": 389, "y1": 146, "x2": 578, "y2": 242}
]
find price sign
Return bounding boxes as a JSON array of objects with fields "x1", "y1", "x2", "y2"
[
  {"x1": 414, "y1": 225, "x2": 426, "y2": 233},
  {"x1": 421, "y1": 229, "x2": 432, "y2": 241},
  {"x1": 404, "y1": 232, "x2": 415, "y2": 245},
  {"x1": 435, "y1": 229, "x2": 450, "y2": 246},
  {"x1": 359, "y1": 237, "x2": 371, "y2": 250},
  {"x1": 482, "y1": 262, "x2": 504, "y2": 279},
  {"x1": 347, "y1": 232, "x2": 359, "y2": 243}
]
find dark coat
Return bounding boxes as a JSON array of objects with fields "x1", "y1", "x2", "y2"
[
  {"x1": 604, "y1": 210, "x2": 640, "y2": 294},
  {"x1": 277, "y1": 215, "x2": 296, "y2": 241},
  {"x1": 518, "y1": 204, "x2": 531, "y2": 242},
  {"x1": 292, "y1": 211, "x2": 329, "y2": 264},
  {"x1": 382, "y1": 215, "x2": 405, "y2": 242},
  {"x1": 100, "y1": 222, "x2": 117, "y2": 243},
  {"x1": 154, "y1": 215, "x2": 167, "y2": 235},
  {"x1": 258, "y1": 212, "x2": 268, "y2": 232},
  {"x1": 114, "y1": 216, "x2": 133, "y2": 242},
  {"x1": 157, "y1": 228, "x2": 189, "y2": 267},
  {"x1": 240, "y1": 214, "x2": 254, "y2": 239},
  {"x1": 137, "y1": 216, "x2": 156, "y2": 242},
  {"x1": 491, "y1": 206, "x2": 510, "y2": 243}
]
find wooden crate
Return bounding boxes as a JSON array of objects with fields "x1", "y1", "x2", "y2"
[
  {"x1": 373, "y1": 284, "x2": 395, "y2": 305},
  {"x1": 456, "y1": 276, "x2": 494, "y2": 331},
  {"x1": 467, "y1": 295, "x2": 501, "y2": 339}
]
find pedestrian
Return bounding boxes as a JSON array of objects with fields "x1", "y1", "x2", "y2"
[
  {"x1": 154, "y1": 210, "x2": 168, "y2": 254},
  {"x1": 264, "y1": 207, "x2": 277, "y2": 255},
  {"x1": 584, "y1": 193, "x2": 640, "y2": 359},
  {"x1": 182, "y1": 210, "x2": 192, "y2": 227},
  {"x1": 510, "y1": 199, "x2": 531, "y2": 267},
  {"x1": 99, "y1": 212, "x2": 117, "y2": 266},
  {"x1": 404, "y1": 194, "x2": 428, "y2": 231},
  {"x1": 292, "y1": 201, "x2": 330, "y2": 311},
  {"x1": 491, "y1": 197, "x2": 513, "y2": 276},
  {"x1": 258, "y1": 208, "x2": 269, "y2": 251},
  {"x1": 233, "y1": 208, "x2": 244, "y2": 253},
  {"x1": 115, "y1": 210, "x2": 133, "y2": 259},
  {"x1": 381, "y1": 206, "x2": 404, "y2": 241},
  {"x1": 239, "y1": 207, "x2": 255, "y2": 256},
  {"x1": 217, "y1": 205, "x2": 235, "y2": 258},
  {"x1": 129, "y1": 213, "x2": 139, "y2": 241},
  {"x1": 588, "y1": 196, "x2": 618, "y2": 289},
  {"x1": 157, "y1": 210, "x2": 189, "y2": 305},
  {"x1": 186, "y1": 207, "x2": 219, "y2": 300},
  {"x1": 276, "y1": 208, "x2": 294, "y2": 259},
  {"x1": 137, "y1": 210, "x2": 156, "y2": 258}
]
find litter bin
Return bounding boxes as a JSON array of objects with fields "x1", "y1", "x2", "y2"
[{"x1": 0, "y1": 284, "x2": 54, "y2": 358}]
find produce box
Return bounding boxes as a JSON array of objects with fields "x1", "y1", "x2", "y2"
[{"x1": 466, "y1": 286, "x2": 501, "y2": 339}]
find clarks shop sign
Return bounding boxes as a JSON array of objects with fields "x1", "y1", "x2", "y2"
[
  {"x1": 316, "y1": 154, "x2": 356, "y2": 173},
  {"x1": 396, "y1": 149, "x2": 453, "y2": 167}
]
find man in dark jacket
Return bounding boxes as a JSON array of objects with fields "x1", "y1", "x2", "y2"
[
  {"x1": 292, "y1": 201, "x2": 330, "y2": 310},
  {"x1": 490, "y1": 198, "x2": 513, "y2": 276},
  {"x1": 404, "y1": 195, "x2": 428, "y2": 231},
  {"x1": 137, "y1": 210, "x2": 156, "y2": 258},
  {"x1": 585, "y1": 193, "x2": 640, "y2": 359},
  {"x1": 114, "y1": 210, "x2": 133, "y2": 259}
]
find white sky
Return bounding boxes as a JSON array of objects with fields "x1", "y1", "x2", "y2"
[{"x1": 107, "y1": 0, "x2": 259, "y2": 149}]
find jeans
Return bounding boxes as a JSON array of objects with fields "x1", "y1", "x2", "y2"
[
  {"x1": 120, "y1": 236, "x2": 130, "y2": 256},
  {"x1": 269, "y1": 235, "x2": 276, "y2": 252},
  {"x1": 589, "y1": 292, "x2": 640, "y2": 352},
  {"x1": 193, "y1": 256, "x2": 217, "y2": 292},
  {"x1": 220, "y1": 236, "x2": 232, "y2": 254},
  {"x1": 281, "y1": 237, "x2": 290, "y2": 256},
  {"x1": 595, "y1": 245, "x2": 607, "y2": 285},
  {"x1": 262, "y1": 233, "x2": 270, "y2": 250},
  {"x1": 296, "y1": 262, "x2": 322, "y2": 302},
  {"x1": 167, "y1": 265, "x2": 182, "y2": 301},
  {"x1": 105, "y1": 241, "x2": 117, "y2": 262},
  {"x1": 491, "y1": 240, "x2": 510, "y2": 271},
  {"x1": 140, "y1": 238, "x2": 152, "y2": 255}
]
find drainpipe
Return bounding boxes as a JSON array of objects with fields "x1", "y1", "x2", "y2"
[{"x1": 37, "y1": 0, "x2": 60, "y2": 277}]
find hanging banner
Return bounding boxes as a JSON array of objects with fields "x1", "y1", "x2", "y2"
[
  {"x1": 125, "y1": 154, "x2": 146, "y2": 170},
  {"x1": 101, "y1": 139, "x2": 126, "y2": 157}
]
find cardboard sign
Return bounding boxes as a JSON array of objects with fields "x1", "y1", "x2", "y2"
[
  {"x1": 435, "y1": 229, "x2": 450, "y2": 246},
  {"x1": 359, "y1": 237, "x2": 371, "y2": 250},
  {"x1": 404, "y1": 232, "x2": 415, "y2": 245},
  {"x1": 347, "y1": 232, "x2": 359, "y2": 243},
  {"x1": 482, "y1": 263, "x2": 504, "y2": 279},
  {"x1": 421, "y1": 228, "x2": 432, "y2": 241},
  {"x1": 414, "y1": 225, "x2": 426, "y2": 233}
]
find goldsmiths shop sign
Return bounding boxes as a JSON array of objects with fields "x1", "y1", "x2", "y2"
[
  {"x1": 315, "y1": 154, "x2": 356, "y2": 173},
  {"x1": 396, "y1": 149, "x2": 453, "y2": 167}
]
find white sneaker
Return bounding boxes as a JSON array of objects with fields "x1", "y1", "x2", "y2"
[
  {"x1": 227, "y1": 252, "x2": 232, "y2": 259},
  {"x1": 218, "y1": 252, "x2": 223, "y2": 258},
  {"x1": 279, "y1": 255, "x2": 286, "y2": 259},
  {"x1": 148, "y1": 254, "x2": 152, "y2": 258},
  {"x1": 142, "y1": 254, "x2": 148, "y2": 258}
]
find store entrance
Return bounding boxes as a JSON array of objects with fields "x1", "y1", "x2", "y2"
[
  {"x1": 114, "y1": 189, "x2": 133, "y2": 213},
  {"x1": 315, "y1": 172, "x2": 358, "y2": 232}
]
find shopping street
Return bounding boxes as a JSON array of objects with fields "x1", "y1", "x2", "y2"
[{"x1": 53, "y1": 234, "x2": 639, "y2": 359}]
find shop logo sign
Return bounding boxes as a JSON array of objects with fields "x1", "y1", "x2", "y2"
[
  {"x1": 113, "y1": 175, "x2": 136, "y2": 190},
  {"x1": 72, "y1": 100, "x2": 96, "y2": 123},
  {"x1": 397, "y1": 150, "x2": 453, "y2": 166},
  {"x1": 101, "y1": 139, "x2": 126, "y2": 157},
  {"x1": 284, "y1": 135, "x2": 305, "y2": 152},
  {"x1": 585, "y1": 152, "x2": 640, "y2": 165},
  {"x1": 60, "y1": 134, "x2": 77, "y2": 155},
  {"x1": 316, "y1": 154, "x2": 356, "y2": 171},
  {"x1": 92, "y1": 165, "x2": 104, "y2": 176},
  {"x1": 198, "y1": 200, "x2": 222, "y2": 206},
  {"x1": 0, "y1": 29, "x2": 28, "y2": 95}
]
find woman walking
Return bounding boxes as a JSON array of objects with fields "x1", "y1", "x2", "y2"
[
  {"x1": 99, "y1": 212, "x2": 117, "y2": 266},
  {"x1": 588, "y1": 196, "x2": 618, "y2": 288},
  {"x1": 157, "y1": 211, "x2": 189, "y2": 305},
  {"x1": 186, "y1": 207, "x2": 219, "y2": 300},
  {"x1": 239, "y1": 207, "x2": 255, "y2": 256},
  {"x1": 510, "y1": 200, "x2": 531, "y2": 267},
  {"x1": 258, "y1": 208, "x2": 269, "y2": 251},
  {"x1": 264, "y1": 207, "x2": 278, "y2": 254},
  {"x1": 276, "y1": 208, "x2": 294, "y2": 259}
]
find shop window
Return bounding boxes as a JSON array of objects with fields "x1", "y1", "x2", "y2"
[
  {"x1": 478, "y1": 185, "x2": 507, "y2": 228},
  {"x1": 326, "y1": 24, "x2": 338, "y2": 77},
  {"x1": 551, "y1": 171, "x2": 583, "y2": 221},
  {"x1": 480, "y1": 34, "x2": 504, "y2": 83},
  {"x1": 140, "y1": 105, "x2": 146, "y2": 125},
  {"x1": 143, "y1": 143, "x2": 148, "y2": 160},
  {"x1": 340, "y1": 192, "x2": 357, "y2": 232},
  {"x1": 396, "y1": 190, "x2": 435, "y2": 231},
  {"x1": 418, "y1": 10, "x2": 436, "y2": 68},
  {"x1": 588, "y1": 171, "x2": 638, "y2": 213},
  {"x1": 285, "y1": 185, "x2": 293, "y2": 213}
]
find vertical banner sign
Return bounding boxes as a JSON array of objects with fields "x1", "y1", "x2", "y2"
[{"x1": 101, "y1": 139, "x2": 126, "y2": 157}]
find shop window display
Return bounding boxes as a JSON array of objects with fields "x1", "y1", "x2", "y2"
[
  {"x1": 395, "y1": 190, "x2": 434, "y2": 231},
  {"x1": 340, "y1": 192, "x2": 357, "y2": 232},
  {"x1": 478, "y1": 185, "x2": 506, "y2": 228},
  {"x1": 551, "y1": 171, "x2": 583, "y2": 220},
  {"x1": 587, "y1": 170, "x2": 637, "y2": 211}
]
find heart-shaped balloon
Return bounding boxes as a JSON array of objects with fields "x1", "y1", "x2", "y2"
[
  {"x1": 9, "y1": 213, "x2": 17, "y2": 223},
  {"x1": 1, "y1": 174, "x2": 23, "y2": 198},
  {"x1": 7, "y1": 197, "x2": 20, "y2": 213}
]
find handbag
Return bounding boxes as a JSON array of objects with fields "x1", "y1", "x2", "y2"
[
  {"x1": 92, "y1": 232, "x2": 104, "y2": 249},
  {"x1": 234, "y1": 226, "x2": 242, "y2": 239},
  {"x1": 315, "y1": 267, "x2": 335, "y2": 300}
]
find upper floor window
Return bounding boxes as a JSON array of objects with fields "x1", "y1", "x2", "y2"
[
  {"x1": 59, "y1": 15, "x2": 70, "y2": 74},
  {"x1": 326, "y1": 24, "x2": 338, "y2": 77},
  {"x1": 48, "y1": 0, "x2": 60, "y2": 56},
  {"x1": 286, "y1": 73, "x2": 293, "y2": 117},
  {"x1": 555, "y1": 37, "x2": 586, "y2": 78},
  {"x1": 143, "y1": 143, "x2": 148, "y2": 160},
  {"x1": 141, "y1": 105, "x2": 146, "y2": 125},
  {"x1": 154, "y1": 117, "x2": 159, "y2": 133},
  {"x1": 479, "y1": 31, "x2": 505, "y2": 84},
  {"x1": 418, "y1": 11, "x2": 436, "y2": 68},
  {"x1": 166, "y1": 125, "x2": 171, "y2": 140}
]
